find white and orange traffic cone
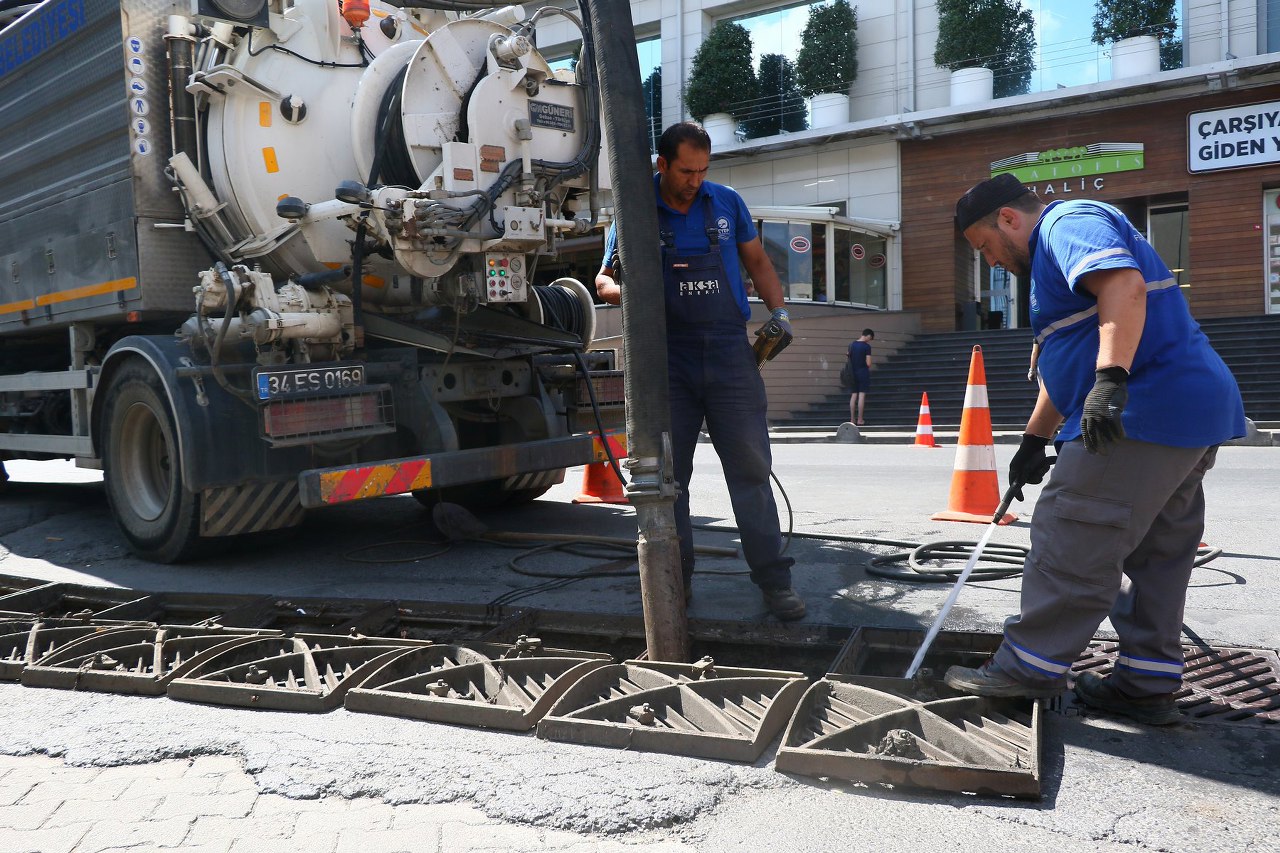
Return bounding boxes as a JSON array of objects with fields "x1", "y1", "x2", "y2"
[
  {"x1": 931, "y1": 346, "x2": 1016, "y2": 525},
  {"x1": 573, "y1": 433, "x2": 629, "y2": 505},
  {"x1": 914, "y1": 392, "x2": 937, "y2": 448}
]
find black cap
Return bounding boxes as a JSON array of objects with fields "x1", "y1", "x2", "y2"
[{"x1": 955, "y1": 174, "x2": 1031, "y2": 232}]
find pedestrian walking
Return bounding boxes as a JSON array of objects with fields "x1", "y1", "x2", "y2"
[
  {"x1": 594, "y1": 121, "x2": 805, "y2": 621},
  {"x1": 847, "y1": 328, "x2": 873, "y2": 425},
  {"x1": 943, "y1": 174, "x2": 1246, "y2": 725}
]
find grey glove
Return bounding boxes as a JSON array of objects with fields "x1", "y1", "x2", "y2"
[
  {"x1": 1008, "y1": 433, "x2": 1052, "y2": 501},
  {"x1": 1081, "y1": 366, "x2": 1129, "y2": 454}
]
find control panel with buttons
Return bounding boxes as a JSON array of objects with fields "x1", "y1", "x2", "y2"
[{"x1": 482, "y1": 253, "x2": 527, "y2": 303}]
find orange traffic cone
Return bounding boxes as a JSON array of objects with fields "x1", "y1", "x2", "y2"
[
  {"x1": 914, "y1": 392, "x2": 937, "y2": 448},
  {"x1": 573, "y1": 433, "x2": 629, "y2": 504},
  {"x1": 931, "y1": 346, "x2": 1015, "y2": 525}
]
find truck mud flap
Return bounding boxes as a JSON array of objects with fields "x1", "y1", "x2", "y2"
[
  {"x1": 297, "y1": 435, "x2": 594, "y2": 508},
  {"x1": 166, "y1": 634, "x2": 432, "y2": 712},
  {"x1": 201, "y1": 481, "x2": 306, "y2": 537},
  {"x1": 19, "y1": 625, "x2": 272, "y2": 695},
  {"x1": 774, "y1": 675, "x2": 1042, "y2": 799},
  {"x1": 1, "y1": 620, "x2": 139, "y2": 681},
  {"x1": 344, "y1": 638, "x2": 611, "y2": 731},
  {"x1": 536, "y1": 659, "x2": 807, "y2": 762}
]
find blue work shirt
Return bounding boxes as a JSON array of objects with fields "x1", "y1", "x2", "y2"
[
  {"x1": 1029, "y1": 199, "x2": 1245, "y2": 447},
  {"x1": 602, "y1": 174, "x2": 757, "y2": 324}
]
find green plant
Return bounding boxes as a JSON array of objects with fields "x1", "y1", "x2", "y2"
[
  {"x1": 1091, "y1": 0, "x2": 1182, "y2": 71},
  {"x1": 745, "y1": 54, "x2": 808, "y2": 138},
  {"x1": 934, "y1": 0, "x2": 1036, "y2": 98},
  {"x1": 683, "y1": 22, "x2": 758, "y2": 120},
  {"x1": 795, "y1": 0, "x2": 858, "y2": 99}
]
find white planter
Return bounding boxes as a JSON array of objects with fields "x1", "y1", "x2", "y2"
[
  {"x1": 1111, "y1": 35, "x2": 1160, "y2": 78},
  {"x1": 701, "y1": 112, "x2": 737, "y2": 148},
  {"x1": 808, "y1": 92, "x2": 850, "y2": 128},
  {"x1": 950, "y1": 67, "x2": 993, "y2": 106}
]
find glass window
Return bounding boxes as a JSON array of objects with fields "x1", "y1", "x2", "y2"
[
  {"x1": 1264, "y1": 190, "x2": 1280, "y2": 314},
  {"x1": 1149, "y1": 204, "x2": 1190, "y2": 305},
  {"x1": 759, "y1": 220, "x2": 820, "y2": 301}
]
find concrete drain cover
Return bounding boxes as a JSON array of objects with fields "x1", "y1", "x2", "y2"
[
  {"x1": 1072, "y1": 641, "x2": 1280, "y2": 725},
  {"x1": 536, "y1": 658, "x2": 807, "y2": 762},
  {"x1": 1, "y1": 620, "x2": 138, "y2": 681},
  {"x1": 775, "y1": 675, "x2": 1041, "y2": 798},
  {"x1": 166, "y1": 634, "x2": 429, "y2": 712},
  {"x1": 344, "y1": 636, "x2": 612, "y2": 731},
  {"x1": 20, "y1": 625, "x2": 271, "y2": 695}
]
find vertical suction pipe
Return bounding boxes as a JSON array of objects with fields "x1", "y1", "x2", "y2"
[
  {"x1": 164, "y1": 16, "x2": 199, "y2": 163},
  {"x1": 586, "y1": 0, "x2": 688, "y2": 662}
]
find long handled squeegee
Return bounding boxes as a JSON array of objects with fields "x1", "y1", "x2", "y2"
[{"x1": 903, "y1": 483, "x2": 1021, "y2": 679}]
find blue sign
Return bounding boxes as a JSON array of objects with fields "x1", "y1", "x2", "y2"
[{"x1": 0, "y1": 0, "x2": 87, "y2": 80}]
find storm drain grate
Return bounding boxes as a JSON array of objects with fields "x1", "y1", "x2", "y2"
[
  {"x1": 1, "y1": 620, "x2": 141, "y2": 681},
  {"x1": 166, "y1": 633, "x2": 431, "y2": 712},
  {"x1": 20, "y1": 625, "x2": 273, "y2": 695},
  {"x1": 536, "y1": 658, "x2": 807, "y2": 762},
  {"x1": 775, "y1": 674, "x2": 1042, "y2": 798},
  {"x1": 1072, "y1": 641, "x2": 1280, "y2": 725},
  {"x1": 344, "y1": 636, "x2": 612, "y2": 731}
]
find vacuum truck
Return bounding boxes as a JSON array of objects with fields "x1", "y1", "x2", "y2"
[{"x1": 0, "y1": 0, "x2": 622, "y2": 561}]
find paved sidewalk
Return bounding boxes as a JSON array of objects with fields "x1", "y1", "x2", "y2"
[{"x1": 0, "y1": 754, "x2": 692, "y2": 853}]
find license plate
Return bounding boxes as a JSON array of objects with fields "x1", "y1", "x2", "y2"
[{"x1": 255, "y1": 364, "x2": 365, "y2": 400}]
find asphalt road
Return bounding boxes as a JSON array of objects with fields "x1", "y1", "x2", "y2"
[{"x1": 1, "y1": 443, "x2": 1278, "y2": 851}]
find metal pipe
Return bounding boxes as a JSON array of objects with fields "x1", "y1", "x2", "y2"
[
  {"x1": 588, "y1": 0, "x2": 687, "y2": 662},
  {"x1": 165, "y1": 16, "x2": 199, "y2": 163}
]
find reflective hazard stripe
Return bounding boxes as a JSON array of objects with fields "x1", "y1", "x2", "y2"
[
  {"x1": 954, "y1": 444, "x2": 996, "y2": 471},
  {"x1": 1007, "y1": 638, "x2": 1071, "y2": 676},
  {"x1": 962, "y1": 383, "x2": 989, "y2": 410},
  {"x1": 1067, "y1": 247, "x2": 1132, "y2": 283},
  {"x1": 1116, "y1": 653, "x2": 1183, "y2": 679},
  {"x1": 1035, "y1": 275, "x2": 1180, "y2": 347},
  {"x1": 318, "y1": 459, "x2": 433, "y2": 504},
  {"x1": 591, "y1": 432, "x2": 627, "y2": 462}
]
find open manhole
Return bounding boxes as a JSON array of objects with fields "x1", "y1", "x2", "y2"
[
  {"x1": 1072, "y1": 641, "x2": 1280, "y2": 726},
  {"x1": 20, "y1": 625, "x2": 272, "y2": 695},
  {"x1": 537, "y1": 657, "x2": 807, "y2": 762},
  {"x1": 0, "y1": 583, "x2": 149, "y2": 620},
  {"x1": 345, "y1": 636, "x2": 612, "y2": 730},
  {"x1": 166, "y1": 633, "x2": 431, "y2": 712},
  {"x1": 775, "y1": 674, "x2": 1041, "y2": 798}
]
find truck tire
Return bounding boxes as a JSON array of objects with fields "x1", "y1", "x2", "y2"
[{"x1": 101, "y1": 359, "x2": 205, "y2": 562}]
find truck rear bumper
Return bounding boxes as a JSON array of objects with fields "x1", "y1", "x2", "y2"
[{"x1": 298, "y1": 434, "x2": 606, "y2": 508}]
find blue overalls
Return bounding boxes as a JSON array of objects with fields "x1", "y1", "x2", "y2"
[{"x1": 660, "y1": 196, "x2": 794, "y2": 591}]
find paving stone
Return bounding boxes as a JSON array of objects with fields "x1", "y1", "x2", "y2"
[
  {"x1": 439, "y1": 822, "x2": 544, "y2": 852},
  {"x1": 1, "y1": 822, "x2": 92, "y2": 853},
  {"x1": 229, "y1": 835, "x2": 336, "y2": 853},
  {"x1": 389, "y1": 801, "x2": 489, "y2": 830},
  {"x1": 187, "y1": 755, "x2": 245, "y2": 778},
  {"x1": 75, "y1": 816, "x2": 194, "y2": 851},
  {"x1": 21, "y1": 774, "x2": 133, "y2": 805},
  {"x1": 0, "y1": 774, "x2": 37, "y2": 807},
  {"x1": 0, "y1": 799, "x2": 61, "y2": 831},
  {"x1": 151, "y1": 790, "x2": 258, "y2": 821},
  {"x1": 335, "y1": 826, "x2": 440, "y2": 853},
  {"x1": 0, "y1": 754, "x2": 62, "y2": 771},
  {"x1": 188, "y1": 814, "x2": 295, "y2": 845},
  {"x1": 45, "y1": 794, "x2": 163, "y2": 827}
]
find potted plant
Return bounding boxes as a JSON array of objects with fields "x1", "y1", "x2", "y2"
[
  {"x1": 795, "y1": 0, "x2": 857, "y2": 128},
  {"x1": 1092, "y1": 0, "x2": 1181, "y2": 77},
  {"x1": 745, "y1": 54, "x2": 808, "y2": 139},
  {"x1": 934, "y1": 0, "x2": 1036, "y2": 104},
  {"x1": 683, "y1": 21, "x2": 757, "y2": 148}
]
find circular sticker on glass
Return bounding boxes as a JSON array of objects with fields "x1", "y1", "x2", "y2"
[
  {"x1": 133, "y1": 118, "x2": 151, "y2": 135},
  {"x1": 127, "y1": 36, "x2": 144, "y2": 55},
  {"x1": 869, "y1": 254, "x2": 886, "y2": 269},
  {"x1": 789, "y1": 235, "x2": 811, "y2": 254},
  {"x1": 131, "y1": 98, "x2": 149, "y2": 116},
  {"x1": 128, "y1": 56, "x2": 145, "y2": 75},
  {"x1": 851, "y1": 243, "x2": 865, "y2": 260},
  {"x1": 129, "y1": 79, "x2": 147, "y2": 95},
  {"x1": 134, "y1": 138, "x2": 152, "y2": 156}
]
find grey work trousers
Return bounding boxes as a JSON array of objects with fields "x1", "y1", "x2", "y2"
[{"x1": 993, "y1": 438, "x2": 1219, "y2": 698}]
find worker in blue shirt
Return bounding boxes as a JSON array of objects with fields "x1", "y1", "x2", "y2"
[
  {"x1": 594, "y1": 122, "x2": 804, "y2": 621},
  {"x1": 945, "y1": 174, "x2": 1245, "y2": 725}
]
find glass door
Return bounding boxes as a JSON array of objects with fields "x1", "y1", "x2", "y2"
[{"x1": 1265, "y1": 191, "x2": 1280, "y2": 314}]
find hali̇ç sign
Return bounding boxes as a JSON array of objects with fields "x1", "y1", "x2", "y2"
[
  {"x1": 1188, "y1": 100, "x2": 1280, "y2": 173},
  {"x1": 991, "y1": 143, "x2": 1145, "y2": 190}
]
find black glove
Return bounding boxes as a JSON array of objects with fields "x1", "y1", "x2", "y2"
[
  {"x1": 753, "y1": 308, "x2": 793, "y2": 362},
  {"x1": 1081, "y1": 366, "x2": 1129, "y2": 454},
  {"x1": 1008, "y1": 434, "x2": 1051, "y2": 501}
]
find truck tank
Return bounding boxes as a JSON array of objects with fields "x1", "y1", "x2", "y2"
[{"x1": 0, "y1": 0, "x2": 623, "y2": 561}]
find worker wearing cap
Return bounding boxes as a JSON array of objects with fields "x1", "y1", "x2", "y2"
[
  {"x1": 943, "y1": 174, "x2": 1245, "y2": 725},
  {"x1": 594, "y1": 121, "x2": 804, "y2": 621}
]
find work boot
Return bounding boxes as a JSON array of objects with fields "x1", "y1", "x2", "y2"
[
  {"x1": 762, "y1": 587, "x2": 806, "y2": 621},
  {"x1": 1073, "y1": 672, "x2": 1182, "y2": 726},
  {"x1": 944, "y1": 660, "x2": 1062, "y2": 699}
]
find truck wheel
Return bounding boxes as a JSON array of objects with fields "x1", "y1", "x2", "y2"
[{"x1": 102, "y1": 360, "x2": 205, "y2": 562}]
